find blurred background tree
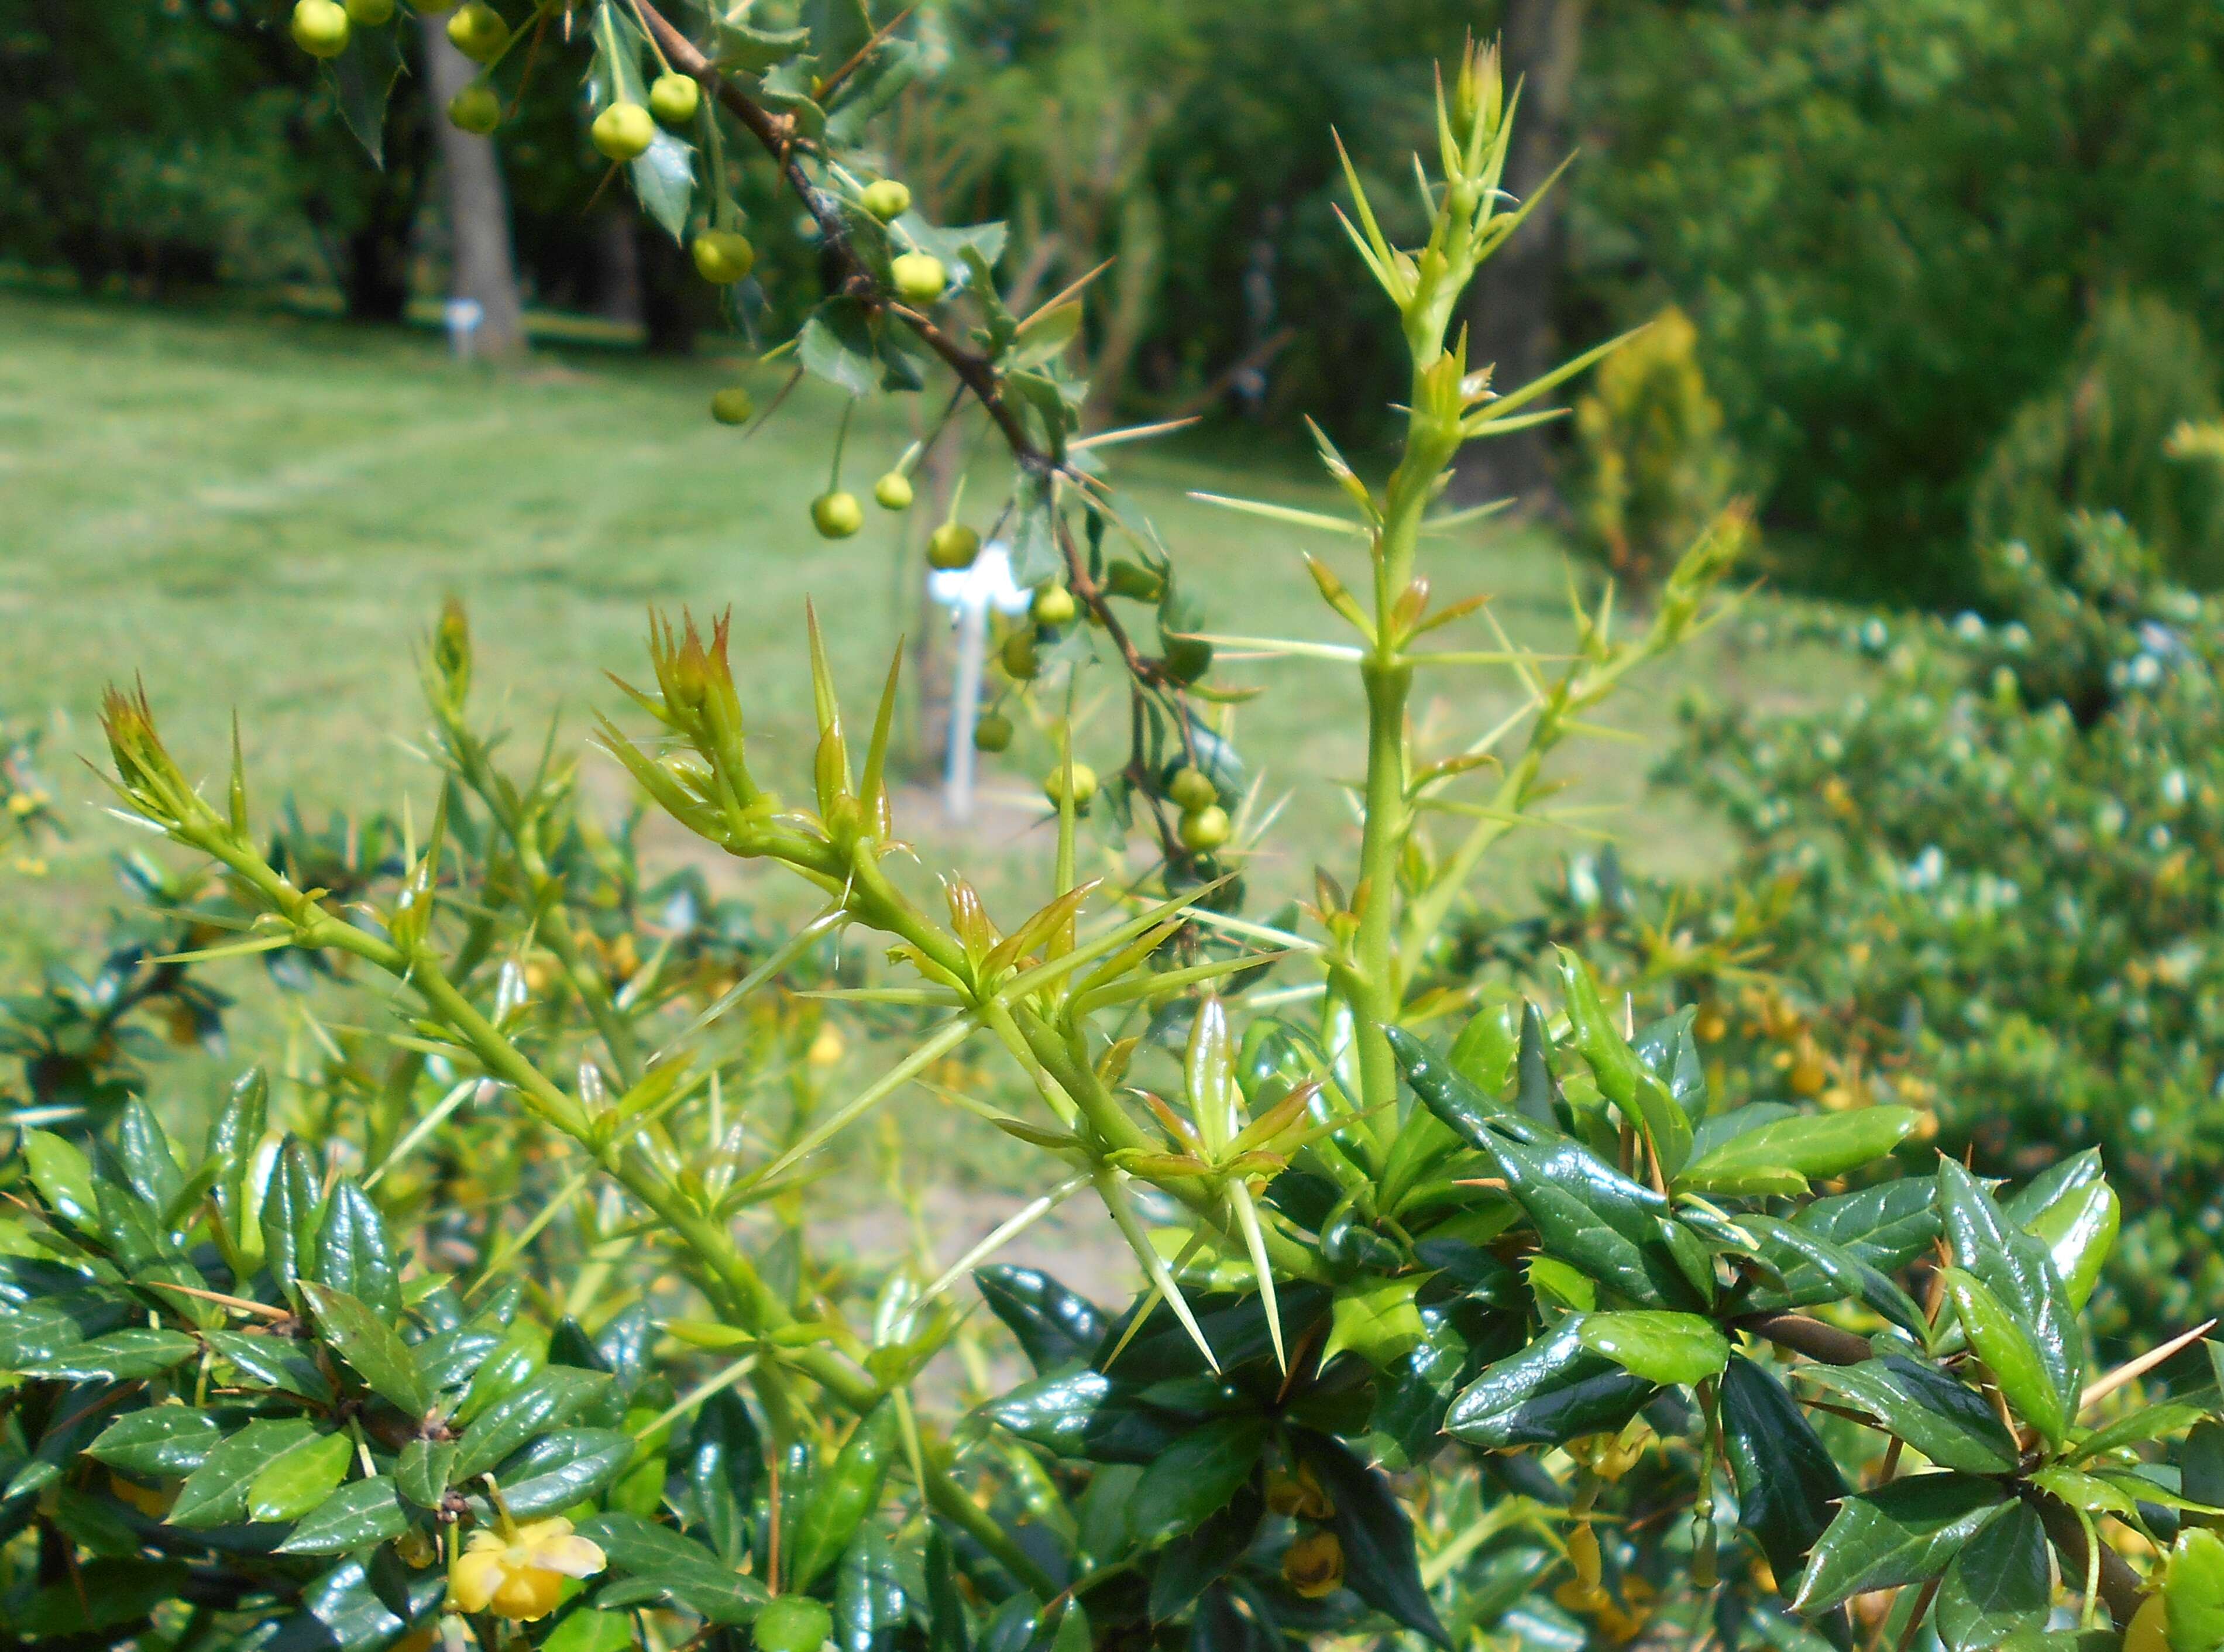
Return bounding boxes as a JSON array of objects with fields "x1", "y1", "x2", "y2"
[{"x1": 2, "y1": 0, "x2": 2220, "y2": 593}]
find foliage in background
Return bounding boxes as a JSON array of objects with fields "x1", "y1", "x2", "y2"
[
  {"x1": 1569, "y1": 307, "x2": 1739, "y2": 593},
  {"x1": 1575, "y1": 0, "x2": 2224, "y2": 603},
  {"x1": 1485, "y1": 510, "x2": 2224, "y2": 1349},
  {"x1": 1970, "y1": 293, "x2": 2224, "y2": 592}
]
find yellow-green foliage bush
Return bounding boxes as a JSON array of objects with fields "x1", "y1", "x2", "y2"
[{"x1": 1572, "y1": 306, "x2": 1738, "y2": 590}]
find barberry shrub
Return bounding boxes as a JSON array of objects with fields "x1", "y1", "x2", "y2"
[
  {"x1": 1498, "y1": 511, "x2": 2224, "y2": 1361},
  {"x1": 4, "y1": 12, "x2": 2222, "y2": 1652}
]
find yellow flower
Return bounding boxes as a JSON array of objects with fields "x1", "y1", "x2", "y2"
[
  {"x1": 1281, "y1": 1531, "x2": 1345, "y2": 1598},
  {"x1": 449, "y1": 1517, "x2": 606, "y2": 1620},
  {"x1": 807, "y1": 1022, "x2": 845, "y2": 1067}
]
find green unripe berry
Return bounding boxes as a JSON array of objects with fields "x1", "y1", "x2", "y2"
[
  {"x1": 1043, "y1": 763, "x2": 1098, "y2": 810},
  {"x1": 590, "y1": 102, "x2": 655, "y2": 162},
  {"x1": 754, "y1": 1595, "x2": 833, "y2": 1652},
  {"x1": 861, "y1": 178, "x2": 912, "y2": 222},
  {"x1": 873, "y1": 472, "x2": 914, "y2": 511},
  {"x1": 648, "y1": 72, "x2": 700, "y2": 126},
  {"x1": 812, "y1": 492, "x2": 865, "y2": 540},
  {"x1": 445, "y1": 1, "x2": 508, "y2": 63},
  {"x1": 1167, "y1": 765, "x2": 1217, "y2": 813},
  {"x1": 890, "y1": 252, "x2": 948, "y2": 305},
  {"x1": 972, "y1": 712, "x2": 1013, "y2": 753},
  {"x1": 710, "y1": 387, "x2": 754, "y2": 425},
  {"x1": 1162, "y1": 636, "x2": 1214, "y2": 684},
  {"x1": 926, "y1": 522, "x2": 981, "y2": 570},
  {"x1": 1030, "y1": 585, "x2": 1077, "y2": 627},
  {"x1": 1000, "y1": 631, "x2": 1040, "y2": 681},
  {"x1": 1178, "y1": 805, "x2": 1232, "y2": 853},
  {"x1": 446, "y1": 83, "x2": 501, "y2": 133},
  {"x1": 346, "y1": 0, "x2": 394, "y2": 23},
  {"x1": 290, "y1": 0, "x2": 350, "y2": 57},
  {"x1": 691, "y1": 230, "x2": 754, "y2": 285}
]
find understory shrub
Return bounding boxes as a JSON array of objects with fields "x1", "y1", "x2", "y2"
[
  {"x1": 1486, "y1": 511, "x2": 2224, "y2": 1353},
  {"x1": 3, "y1": 12, "x2": 2222, "y2": 1652}
]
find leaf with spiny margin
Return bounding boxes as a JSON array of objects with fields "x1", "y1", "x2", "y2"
[
  {"x1": 1791, "y1": 1473, "x2": 2006, "y2": 1615},
  {"x1": 1720, "y1": 1354, "x2": 1849, "y2": 1583},
  {"x1": 453, "y1": 1366, "x2": 611, "y2": 1480},
  {"x1": 279, "y1": 1475, "x2": 411, "y2": 1554},
  {"x1": 169, "y1": 1418, "x2": 320, "y2": 1529},
  {"x1": 315, "y1": 1180, "x2": 403, "y2": 1323},
  {"x1": 87, "y1": 1407, "x2": 221, "y2": 1477},
  {"x1": 303, "y1": 1281, "x2": 430, "y2": 1417},
  {"x1": 249, "y1": 1430, "x2": 353, "y2": 1522},
  {"x1": 1936, "y1": 1158, "x2": 2082, "y2": 1424},
  {"x1": 18, "y1": 1327, "x2": 200, "y2": 1383},
  {"x1": 1934, "y1": 1501, "x2": 2051, "y2": 1652},
  {"x1": 1801, "y1": 1358, "x2": 2020, "y2": 1474}
]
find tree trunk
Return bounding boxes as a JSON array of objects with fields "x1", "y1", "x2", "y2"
[
  {"x1": 421, "y1": 16, "x2": 527, "y2": 356},
  {"x1": 1455, "y1": 0, "x2": 1587, "y2": 509}
]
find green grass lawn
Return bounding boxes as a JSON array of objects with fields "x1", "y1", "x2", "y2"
[{"x1": 0, "y1": 287, "x2": 1855, "y2": 1248}]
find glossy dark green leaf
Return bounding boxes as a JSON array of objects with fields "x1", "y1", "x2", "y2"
[
  {"x1": 260, "y1": 1139, "x2": 325, "y2": 1303},
  {"x1": 18, "y1": 1326, "x2": 199, "y2": 1382},
  {"x1": 267, "y1": 1553, "x2": 446, "y2": 1649},
  {"x1": 1632, "y1": 1004, "x2": 1706, "y2": 1115},
  {"x1": 1556, "y1": 950, "x2": 1693, "y2": 1174},
  {"x1": 1386, "y1": 1025, "x2": 1539, "y2": 1153},
  {"x1": 1689, "y1": 1103, "x2": 1797, "y2": 1164},
  {"x1": 205, "y1": 1327, "x2": 333, "y2": 1404},
  {"x1": 112, "y1": 1098, "x2": 186, "y2": 1215},
  {"x1": 580, "y1": 1510, "x2": 770, "y2": 1624},
  {"x1": 1933, "y1": 1500, "x2": 2050, "y2": 1652},
  {"x1": 1448, "y1": 998, "x2": 1521, "y2": 1094},
  {"x1": 1131, "y1": 1416, "x2": 1266, "y2": 1544},
  {"x1": 975, "y1": 1265, "x2": 1108, "y2": 1375},
  {"x1": 303, "y1": 1280, "x2": 431, "y2": 1417},
  {"x1": 835, "y1": 1525, "x2": 909, "y2": 1652},
  {"x1": 1679, "y1": 1108, "x2": 1921, "y2": 1196},
  {"x1": 93, "y1": 1162, "x2": 209, "y2": 1311},
  {"x1": 689, "y1": 1387, "x2": 762, "y2": 1563},
  {"x1": 453, "y1": 1365, "x2": 610, "y2": 1479},
  {"x1": 22, "y1": 1129, "x2": 99, "y2": 1230},
  {"x1": 397, "y1": 1438, "x2": 458, "y2": 1508},
  {"x1": 0, "y1": 1294, "x2": 130, "y2": 1368},
  {"x1": 489, "y1": 1428, "x2": 638, "y2": 1519},
  {"x1": 315, "y1": 1180, "x2": 403, "y2": 1323},
  {"x1": 1740, "y1": 1217, "x2": 1931, "y2": 1341},
  {"x1": 170, "y1": 1417, "x2": 320, "y2": 1529},
  {"x1": 204, "y1": 1067, "x2": 267, "y2": 1249},
  {"x1": 1720, "y1": 1354, "x2": 1850, "y2": 1582},
  {"x1": 982, "y1": 1369, "x2": 1193, "y2": 1464},
  {"x1": 1293, "y1": 1428, "x2": 1449, "y2": 1646},
  {"x1": 1575, "y1": 1311, "x2": 1728, "y2": 1387},
  {"x1": 789, "y1": 1401, "x2": 899, "y2": 1589},
  {"x1": 1792, "y1": 1472, "x2": 2006, "y2": 1614},
  {"x1": 2182, "y1": 1420, "x2": 2224, "y2": 1510},
  {"x1": 1445, "y1": 1318, "x2": 1652, "y2": 1449},
  {"x1": 1795, "y1": 1176, "x2": 1940, "y2": 1272},
  {"x1": 1936, "y1": 1159, "x2": 2082, "y2": 1426},
  {"x1": 249, "y1": 1428, "x2": 353, "y2": 1521},
  {"x1": 927, "y1": 1524, "x2": 971, "y2": 1652},
  {"x1": 1803, "y1": 1356, "x2": 2021, "y2": 1474},
  {"x1": 1487, "y1": 1128, "x2": 1703, "y2": 1308},
  {"x1": 87, "y1": 1406, "x2": 221, "y2": 1476},
  {"x1": 276, "y1": 1474, "x2": 410, "y2": 1554},
  {"x1": 413, "y1": 1324, "x2": 501, "y2": 1395},
  {"x1": 1942, "y1": 1267, "x2": 2068, "y2": 1447},
  {"x1": 1149, "y1": 1479, "x2": 1262, "y2": 1621}
]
